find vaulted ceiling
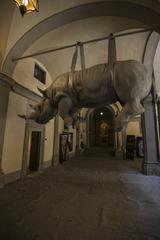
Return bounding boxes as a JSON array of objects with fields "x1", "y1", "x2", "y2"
[{"x1": 1, "y1": 0, "x2": 160, "y2": 80}]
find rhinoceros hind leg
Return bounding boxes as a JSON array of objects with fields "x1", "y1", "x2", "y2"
[{"x1": 116, "y1": 99, "x2": 144, "y2": 131}]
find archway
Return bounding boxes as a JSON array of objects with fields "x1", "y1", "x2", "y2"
[
  {"x1": 3, "y1": 1, "x2": 160, "y2": 76},
  {"x1": 89, "y1": 107, "x2": 115, "y2": 148}
]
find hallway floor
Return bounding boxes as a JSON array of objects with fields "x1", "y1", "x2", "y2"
[{"x1": 0, "y1": 156, "x2": 160, "y2": 240}]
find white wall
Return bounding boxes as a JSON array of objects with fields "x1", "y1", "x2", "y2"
[
  {"x1": 43, "y1": 119, "x2": 54, "y2": 163},
  {"x1": 13, "y1": 57, "x2": 56, "y2": 165},
  {"x1": 13, "y1": 57, "x2": 52, "y2": 93},
  {"x1": 2, "y1": 90, "x2": 56, "y2": 174},
  {"x1": 2, "y1": 56, "x2": 55, "y2": 175},
  {"x1": 2, "y1": 92, "x2": 27, "y2": 174},
  {"x1": 116, "y1": 31, "x2": 148, "y2": 62}
]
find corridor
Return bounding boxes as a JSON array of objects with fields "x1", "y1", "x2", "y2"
[{"x1": 0, "y1": 155, "x2": 160, "y2": 240}]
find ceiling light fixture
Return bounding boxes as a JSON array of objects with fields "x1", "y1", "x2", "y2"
[{"x1": 14, "y1": 0, "x2": 39, "y2": 16}]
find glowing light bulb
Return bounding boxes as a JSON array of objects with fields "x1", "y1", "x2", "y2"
[{"x1": 100, "y1": 112, "x2": 103, "y2": 116}]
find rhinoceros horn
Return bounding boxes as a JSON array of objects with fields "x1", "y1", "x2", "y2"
[{"x1": 37, "y1": 87, "x2": 47, "y2": 97}]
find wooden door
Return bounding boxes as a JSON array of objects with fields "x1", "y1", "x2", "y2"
[{"x1": 29, "y1": 131, "x2": 41, "y2": 171}]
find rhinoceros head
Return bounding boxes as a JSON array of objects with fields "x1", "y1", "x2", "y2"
[
  {"x1": 33, "y1": 98, "x2": 58, "y2": 124},
  {"x1": 18, "y1": 88, "x2": 58, "y2": 124}
]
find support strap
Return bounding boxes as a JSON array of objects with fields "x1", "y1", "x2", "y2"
[
  {"x1": 108, "y1": 33, "x2": 117, "y2": 68},
  {"x1": 79, "y1": 43, "x2": 85, "y2": 70},
  {"x1": 70, "y1": 42, "x2": 85, "y2": 73},
  {"x1": 107, "y1": 34, "x2": 124, "y2": 105},
  {"x1": 107, "y1": 34, "x2": 117, "y2": 87},
  {"x1": 69, "y1": 42, "x2": 86, "y2": 90},
  {"x1": 71, "y1": 44, "x2": 78, "y2": 73}
]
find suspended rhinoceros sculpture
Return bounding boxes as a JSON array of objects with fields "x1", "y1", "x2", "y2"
[{"x1": 19, "y1": 60, "x2": 152, "y2": 131}]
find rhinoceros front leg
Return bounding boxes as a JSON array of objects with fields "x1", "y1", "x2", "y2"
[
  {"x1": 116, "y1": 99, "x2": 144, "y2": 131},
  {"x1": 58, "y1": 96, "x2": 74, "y2": 129},
  {"x1": 70, "y1": 108, "x2": 80, "y2": 128}
]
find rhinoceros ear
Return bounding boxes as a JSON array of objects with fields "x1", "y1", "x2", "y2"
[
  {"x1": 37, "y1": 87, "x2": 47, "y2": 97},
  {"x1": 54, "y1": 92, "x2": 69, "y2": 105}
]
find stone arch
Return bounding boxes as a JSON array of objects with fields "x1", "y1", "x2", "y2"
[
  {"x1": 3, "y1": 1, "x2": 160, "y2": 76},
  {"x1": 143, "y1": 31, "x2": 160, "y2": 71},
  {"x1": 85, "y1": 106, "x2": 116, "y2": 148}
]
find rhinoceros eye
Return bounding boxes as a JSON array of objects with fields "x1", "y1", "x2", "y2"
[{"x1": 37, "y1": 105, "x2": 42, "y2": 112}]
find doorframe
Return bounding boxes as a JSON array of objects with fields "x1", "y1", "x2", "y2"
[
  {"x1": 21, "y1": 120, "x2": 45, "y2": 177},
  {"x1": 86, "y1": 106, "x2": 116, "y2": 148}
]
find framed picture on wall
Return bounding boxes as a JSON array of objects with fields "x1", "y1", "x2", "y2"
[
  {"x1": 136, "y1": 137, "x2": 144, "y2": 157},
  {"x1": 59, "y1": 132, "x2": 73, "y2": 163},
  {"x1": 126, "y1": 135, "x2": 136, "y2": 160},
  {"x1": 66, "y1": 132, "x2": 73, "y2": 151}
]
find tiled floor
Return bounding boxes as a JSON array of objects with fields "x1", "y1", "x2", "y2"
[{"x1": 0, "y1": 155, "x2": 160, "y2": 240}]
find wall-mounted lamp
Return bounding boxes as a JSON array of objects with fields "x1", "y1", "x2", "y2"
[{"x1": 14, "y1": 0, "x2": 39, "y2": 16}]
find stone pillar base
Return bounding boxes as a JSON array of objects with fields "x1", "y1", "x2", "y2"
[
  {"x1": 53, "y1": 155, "x2": 60, "y2": 166},
  {"x1": 0, "y1": 172, "x2": 4, "y2": 188},
  {"x1": 115, "y1": 150, "x2": 123, "y2": 160},
  {"x1": 75, "y1": 148, "x2": 81, "y2": 156},
  {"x1": 143, "y1": 163, "x2": 160, "y2": 176}
]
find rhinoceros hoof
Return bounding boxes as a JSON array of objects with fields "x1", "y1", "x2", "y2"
[
  {"x1": 115, "y1": 125, "x2": 124, "y2": 132},
  {"x1": 64, "y1": 125, "x2": 70, "y2": 130},
  {"x1": 64, "y1": 117, "x2": 73, "y2": 129}
]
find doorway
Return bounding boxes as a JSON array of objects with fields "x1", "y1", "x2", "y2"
[
  {"x1": 21, "y1": 122, "x2": 45, "y2": 177},
  {"x1": 89, "y1": 107, "x2": 115, "y2": 148},
  {"x1": 28, "y1": 131, "x2": 41, "y2": 172}
]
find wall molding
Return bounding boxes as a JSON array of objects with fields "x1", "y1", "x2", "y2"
[
  {"x1": 2, "y1": 160, "x2": 53, "y2": 187},
  {"x1": 141, "y1": 31, "x2": 160, "y2": 174},
  {"x1": 4, "y1": 170, "x2": 21, "y2": 185},
  {"x1": 0, "y1": 72, "x2": 42, "y2": 102},
  {"x1": 43, "y1": 160, "x2": 52, "y2": 169}
]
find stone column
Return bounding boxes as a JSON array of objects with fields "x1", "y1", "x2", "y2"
[
  {"x1": 115, "y1": 131, "x2": 123, "y2": 160},
  {"x1": 139, "y1": 31, "x2": 160, "y2": 175},
  {"x1": 52, "y1": 115, "x2": 60, "y2": 166},
  {"x1": 0, "y1": 83, "x2": 10, "y2": 187},
  {"x1": 108, "y1": 33, "x2": 116, "y2": 67},
  {"x1": 142, "y1": 96, "x2": 160, "y2": 175}
]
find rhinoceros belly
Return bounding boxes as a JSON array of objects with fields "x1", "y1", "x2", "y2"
[{"x1": 72, "y1": 63, "x2": 117, "y2": 107}]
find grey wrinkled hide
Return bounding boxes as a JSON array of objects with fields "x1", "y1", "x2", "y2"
[{"x1": 23, "y1": 60, "x2": 152, "y2": 131}]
